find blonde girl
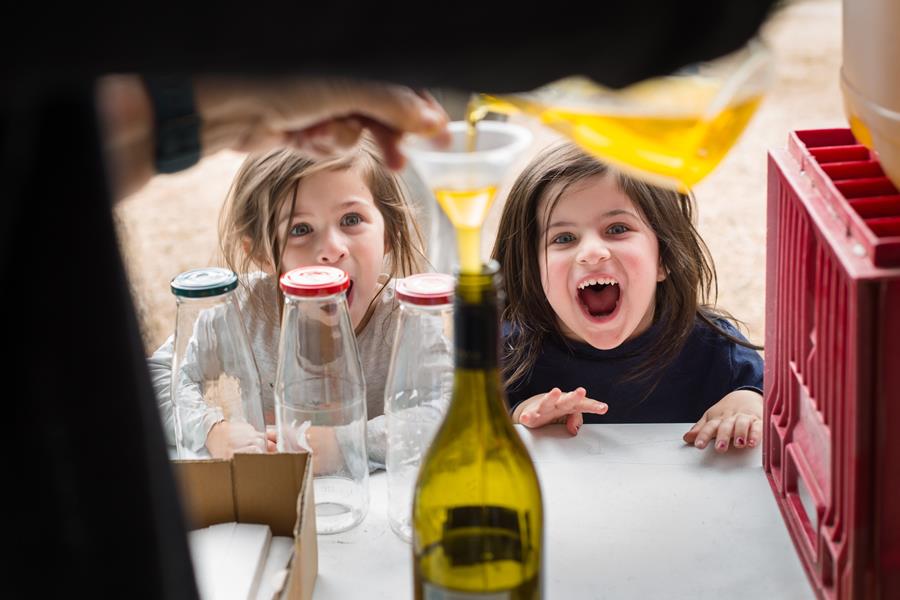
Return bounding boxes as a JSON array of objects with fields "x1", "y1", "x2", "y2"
[{"x1": 148, "y1": 139, "x2": 427, "y2": 466}]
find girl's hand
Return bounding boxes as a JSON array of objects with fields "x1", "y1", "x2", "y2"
[
  {"x1": 266, "y1": 425, "x2": 278, "y2": 452},
  {"x1": 683, "y1": 389, "x2": 763, "y2": 452},
  {"x1": 304, "y1": 426, "x2": 344, "y2": 476},
  {"x1": 205, "y1": 421, "x2": 272, "y2": 459},
  {"x1": 276, "y1": 422, "x2": 343, "y2": 474},
  {"x1": 513, "y1": 387, "x2": 608, "y2": 435}
]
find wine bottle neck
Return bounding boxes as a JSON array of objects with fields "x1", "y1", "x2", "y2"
[
  {"x1": 453, "y1": 294, "x2": 499, "y2": 370},
  {"x1": 447, "y1": 267, "x2": 510, "y2": 419}
]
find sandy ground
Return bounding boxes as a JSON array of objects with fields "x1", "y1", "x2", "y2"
[{"x1": 115, "y1": 0, "x2": 846, "y2": 355}]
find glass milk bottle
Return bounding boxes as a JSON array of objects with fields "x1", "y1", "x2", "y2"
[
  {"x1": 385, "y1": 273, "x2": 455, "y2": 542},
  {"x1": 274, "y1": 266, "x2": 369, "y2": 534},
  {"x1": 170, "y1": 268, "x2": 265, "y2": 459}
]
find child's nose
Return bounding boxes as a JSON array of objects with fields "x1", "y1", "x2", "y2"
[
  {"x1": 317, "y1": 230, "x2": 348, "y2": 264},
  {"x1": 576, "y1": 236, "x2": 611, "y2": 264}
]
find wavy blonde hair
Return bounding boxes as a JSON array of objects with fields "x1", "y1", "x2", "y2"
[{"x1": 218, "y1": 139, "x2": 427, "y2": 329}]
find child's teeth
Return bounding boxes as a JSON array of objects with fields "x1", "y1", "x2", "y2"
[{"x1": 578, "y1": 277, "x2": 618, "y2": 289}]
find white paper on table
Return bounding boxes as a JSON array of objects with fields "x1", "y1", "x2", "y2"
[
  {"x1": 254, "y1": 536, "x2": 294, "y2": 600},
  {"x1": 188, "y1": 522, "x2": 273, "y2": 600}
]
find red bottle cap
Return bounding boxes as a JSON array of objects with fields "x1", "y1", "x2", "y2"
[
  {"x1": 396, "y1": 273, "x2": 455, "y2": 306},
  {"x1": 280, "y1": 266, "x2": 350, "y2": 297}
]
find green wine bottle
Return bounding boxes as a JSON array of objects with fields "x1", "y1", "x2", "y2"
[{"x1": 412, "y1": 263, "x2": 543, "y2": 599}]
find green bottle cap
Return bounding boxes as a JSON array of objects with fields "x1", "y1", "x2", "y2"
[{"x1": 170, "y1": 267, "x2": 239, "y2": 298}]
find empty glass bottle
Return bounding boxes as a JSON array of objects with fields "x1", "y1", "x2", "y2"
[
  {"x1": 385, "y1": 273, "x2": 455, "y2": 542},
  {"x1": 170, "y1": 267, "x2": 265, "y2": 459},
  {"x1": 274, "y1": 266, "x2": 369, "y2": 534}
]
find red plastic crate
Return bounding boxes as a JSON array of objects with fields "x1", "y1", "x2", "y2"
[{"x1": 765, "y1": 129, "x2": 900, "y2": 599}]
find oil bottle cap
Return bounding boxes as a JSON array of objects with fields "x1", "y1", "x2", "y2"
[
  {"x1": 396, "y1": 273, "x2": 455, "y2": 305},
  {"x1": 280, "y1": 266, "x2": 350, "y2": 297},
  {"x1": 170, "y1": 268, "x2": 238, "y2": 298}
]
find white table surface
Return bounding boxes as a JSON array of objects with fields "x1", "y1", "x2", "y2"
[{"x1": 313, "y1": 424, "x2": 812, "y2": 599}]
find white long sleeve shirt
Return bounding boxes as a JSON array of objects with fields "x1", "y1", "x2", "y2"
[{"x1": 147, "y1": 272, "x2": 417, "y2": 470}]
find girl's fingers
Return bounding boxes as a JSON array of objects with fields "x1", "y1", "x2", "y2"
[
  {"x1": 519, "y1": 409, "x2": 536, "y2": 426},
  {"x1": 553, "y1": 388, "x2": 600, "y2": 415},
  {"x1": 521, "y1": 389, "x2": 561, "y2": 427},
  {"x1": 692, "y1": 418, "x2": 721, "y2": 449},
  {"x1": 552, "y1": 387, "x2": 583, "y2": 411},
  {"x1": 566, "y1": 411, "x2": 584, "y2": 436},
  {"x1": 748, "y1": 418, "x2": 764, "y2": 448},
  {"x1": 733, "y1": 414, "x2": 753, "y2": 448},
  {"x1": 519, "y1": 411, "x2": 536, "y2": 427},
  {"x1": 575, "y1": 397, "x2": 608, "y2": 415},
  {"x1": 545, "y1": 387, "x2": 564, "y2": 404},
  {"x1": 714, "y1": 417, "x2": 736, "y2": 453},
  {"x1": 549, "y1": 389, "x2": 605, "y2": 422},
  {"x1": 523, "y1": 388, "x2": 605, "y2": 428},
  {"x1": 534, "y1": 388, "x2": 564, "y2": 419},
  {"x1": 683, "y1": 416, "x2": 707, "y2": 444}
]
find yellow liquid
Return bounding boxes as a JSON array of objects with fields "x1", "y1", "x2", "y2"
[
  {"x1": 413, "y1": 269, "x2": 543, "y2": 598},
  {"x1": 467, "y1": 76, "x2": 763, "y2": 191},
  {"x1": 434, "y1": 186, "x2": 497, "y2": 274},
  {"x1": 848, "y1": 111, "x2": 875, "y2": 149}
]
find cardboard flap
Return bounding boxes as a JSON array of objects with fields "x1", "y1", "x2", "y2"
[
  {"x1": 173, "y1": 459, "x2": 236, "y2": 529},
  {"x1": 286, "y1": 454, "x2": 317, "y2": 600},
  {"x1": 232, "y1": 452, "x2": 309, "y2": 537}
]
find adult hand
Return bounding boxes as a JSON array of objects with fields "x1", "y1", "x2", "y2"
[
  {"x1": 97, "y1": 75, "x2": 450, "y2": 198},
  {"x1": 194, "y1": 76, "x2": 451, "y2": 169}
]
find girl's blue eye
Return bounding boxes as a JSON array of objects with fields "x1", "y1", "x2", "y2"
[
  {"x1": 552, "y1": 232, "x2": 576, "y2": 244},
  {"x1": 607, "y1": 224, "x2": 629, "y2": 235},
  {"x1": 289, "y1": 223, "x2": 312, "y2": 236},
  {"x1": 341, "y1": 213, "x2": 362, "y2": 227}
]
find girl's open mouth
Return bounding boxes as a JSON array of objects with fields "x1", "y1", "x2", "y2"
[
  {"x1": 577, "y1": 278, "x2": 620, "y2": 320},
  {"x1": 346, "y1": 279, "x2": 355, "y2": 307}
]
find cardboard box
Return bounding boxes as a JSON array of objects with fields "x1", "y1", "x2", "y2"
[{"x1": 173, "y1": 452, "x2": 317, "y2": 600}]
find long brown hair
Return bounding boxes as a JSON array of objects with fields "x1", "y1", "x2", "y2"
[
  {"x1": 218, "y1": 138, "x2": 427, "y2": 329},
  {"x1": 492, "y1": 142, "x2": 760, "y2": 390}
]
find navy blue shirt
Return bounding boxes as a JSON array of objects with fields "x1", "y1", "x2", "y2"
[{"x1": 504, "y1": 319, "x2": 763, "y2": 423}]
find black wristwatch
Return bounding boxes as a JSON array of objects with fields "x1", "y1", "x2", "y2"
[{"x1": 143, "y1": 76, "x2": 202, "y2": 174}]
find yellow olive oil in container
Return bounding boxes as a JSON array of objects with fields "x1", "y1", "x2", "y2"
[{"x1": 467, "y1": 40, "x2": 773, "y2": 192}]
